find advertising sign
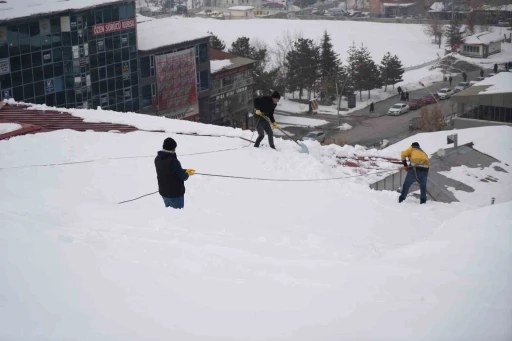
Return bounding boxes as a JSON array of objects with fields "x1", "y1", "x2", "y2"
[
  {"x1": 39, "y1": 19, "x2": 51, "y2": 35},
  {"x1": 0, "y1": 58, "x2": 10, "y2": 75},
  {"x1": 92, "y1": 18, "x2": 136, "y2": 36},
  {"x1": 155, "y1": 48, "x2": 199, "y2": 120}
]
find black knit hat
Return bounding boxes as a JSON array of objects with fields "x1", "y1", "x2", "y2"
[
  {"x1": 411, "y1": 142, "x2": 420, "y2": 148},
  {"x1": 163, "y1": 137, "x2": 177, "y2": 151},
  {"x1": 271, "y1": 91, "x2": 281, "y2": 99}
]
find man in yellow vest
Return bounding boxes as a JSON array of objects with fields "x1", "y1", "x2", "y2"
[{"x1": 399, "y1": 142, "x2": 430, "y2": 204}]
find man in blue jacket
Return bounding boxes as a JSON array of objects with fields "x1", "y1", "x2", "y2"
[{"x1": 154, "y1": 137, "x2": 195, "y2": 209}]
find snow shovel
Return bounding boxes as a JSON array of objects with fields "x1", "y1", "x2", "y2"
[{"x1": 277, "y1": 127, "x2": 309, "y2": 154}]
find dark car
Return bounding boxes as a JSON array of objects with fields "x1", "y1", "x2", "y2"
[
  {"x1": 422, "y1": 93, "x2": 439, "y2": 105},
  {"x1": 407, "y1": 98, "x2": 425, "y2": 110}
]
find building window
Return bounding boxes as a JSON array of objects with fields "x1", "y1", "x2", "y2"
[
  {"x1": 197, "y1": 43, "x2": 208, "y2": 64},
  {"x1": 140, "y1": 55, "x2": 155, "y2": 78},
  {"x1": 141, "y1": 83, "x2": 155, "y2": 108},
  {"x1": 463, "y1": 45, "x2": 479, "y2": 54},
  {"x1": 197, "y1": 70, "x2": 209, "y2": 92},
  {"x1": 119, "y1": 4, "x2": 135, "y2": 20}
]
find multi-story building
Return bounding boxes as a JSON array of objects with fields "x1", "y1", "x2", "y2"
[
  {"x1": 209, "y1": 49, "x2": 255, "y2": 128},
  {"x1": 136, "y1": 15, "x2": 210, "y2": 122},
  {"x1": 0, "y1": 0, "x2": 139, "y2": 111}
]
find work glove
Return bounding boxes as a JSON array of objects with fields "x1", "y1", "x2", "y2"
[
  {"x1": 272, "y1": 122, "x2": 278, "y2": 129},
  {"x1": 185, "y1": 169, "x2": 195, "y2": 176},
  {"x1": 255, "y1": 110, "x2": 263, "y2": 116}
]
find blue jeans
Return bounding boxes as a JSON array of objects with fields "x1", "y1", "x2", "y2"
[
  {"x1": 399, "y1": 168, "x2": 428, "y2": 203},
  {"x1": 162, "y1": 196, "x2": 184, "y2": 209}
]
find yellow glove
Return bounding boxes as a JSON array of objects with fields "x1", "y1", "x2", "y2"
[
  {"x1": 255, "y1": 110, "x2": 263, "y2": 116},
  {"x1": 185, "y1": 169, "x2": 195, "y2": 176},
  {"x1": 272, "y1": 122, "x2": 278, "y2": 129}
]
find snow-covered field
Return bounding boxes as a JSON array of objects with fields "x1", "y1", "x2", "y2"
[
  {"x1": 1, "y1": 105, "x2": 512, "y2": 340},
  {"x1": 171, "y1": 17, "x2": 441, "y2": 68}
]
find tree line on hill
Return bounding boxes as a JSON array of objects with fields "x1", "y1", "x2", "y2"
[{"x1": 210, "y1": 31, "x2": 404, "y2": 103}]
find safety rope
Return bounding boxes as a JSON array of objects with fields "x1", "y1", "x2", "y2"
[{"x1": 117, "y1": 169, "x2": 397, "y2": 204}]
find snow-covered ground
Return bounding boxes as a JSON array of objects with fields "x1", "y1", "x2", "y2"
[
  {"x1": 0, "y1": 123, "x2": 21, "y2": 135},
  {"x1": 172, "y1": 17, "x2": 440, "y2": 68},
  {"x1": 1, "y1": 104, "x2": 511, "y2": 340},
  {"x1": 338, "y1": 123, "x2": 352, "y2": 131}
]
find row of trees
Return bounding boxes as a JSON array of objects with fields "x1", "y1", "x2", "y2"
[{"x1": 210, "y1": 31, "x2": 404, "y2": 103}]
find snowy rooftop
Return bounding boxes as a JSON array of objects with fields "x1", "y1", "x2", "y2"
[
  {"x1": 429, "y1": 2, "x2": 444, "y2": 12},
  {"x1": 0, "y1": 0, "x2": 126, "y2": 21},
  {"x1": 228, "y1": 6, "x2": 255, "y2": 10},
  {"x1": 463, "y1": 31, "x2": 503, "y2": 45},
  {"x1": 136, "y1": 13, "x2": 154, "y2": 24},
  {"x1": 476, "y1": 72, "x2": 512, "y2": 95},
  {"x1": 210, "y1": 60, "x2": 232, "y2": 73},
  {"x1": 382, "y1": 2, "x2": 415, "y2": 7},
  {"x1": 136, "y1": 17, "x2": 211, "y2": 51},
  {"x1": 209, "y1": 48, "x2": 256, "y2": 74}
]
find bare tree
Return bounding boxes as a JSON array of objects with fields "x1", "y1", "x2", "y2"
[
  {"x1": 423, "y1": 18, "x2": 444, "y2": 49},
  {"x1": 418, "y1": 105, "x2": 446, "y2": 132},
  {"x1": 270, "y1": 30, "x2": 303, "y2": 99}
]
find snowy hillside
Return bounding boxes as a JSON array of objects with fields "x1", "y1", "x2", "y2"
[{"x1": 1, "y1": 106, "x2": 511, "y2": 340}]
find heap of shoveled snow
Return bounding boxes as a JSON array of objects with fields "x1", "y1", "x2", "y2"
[
  {"x1": 1, "y1": 103, "x2": 511, "y2": 340},
  {"x1": 0, "y1": 123, "x2": 21, "y2": 135}
]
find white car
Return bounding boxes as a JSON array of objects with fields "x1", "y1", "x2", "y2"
[
  {"x1": 454, "y1": 82, "x2": 470, "y2": 93},
  {"x1": 437, "y1": 88, "x2": 454, "y2": 99},
  {"x1": 388, "y1": 103, "x2": 409, "y2": 116}
]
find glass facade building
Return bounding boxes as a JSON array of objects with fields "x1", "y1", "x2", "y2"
[{"x1": 0, "y1": 0, "x2": 138, "y2": 111}]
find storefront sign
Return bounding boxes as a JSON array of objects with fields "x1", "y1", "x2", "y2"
[
  {"x1": 61, "y1": 16, "x2": 71, "y2": 32},
  {"x1": 214, "y1": 86, "x2": 248, "y2": 102},
  {"x1": 92, "y1": 18, "x2": 136, "y2": 36},
  {"x1": 0, "y1": 58, "x2": 10, "y2": 75},
  {"x1": 42, "y1": 50, "x2": 52, "y2": 63}
]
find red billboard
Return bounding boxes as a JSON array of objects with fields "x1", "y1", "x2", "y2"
[
  {"x1": 92, "y1": 18, "x2": 136, "y2": 36},
  {"x1": 155, "y1": 48, "x2": 199, "y2": 120}
]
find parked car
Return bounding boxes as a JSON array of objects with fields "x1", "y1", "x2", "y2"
[
  {"x1": 422, "y1": 93, "x2": 439, "y2": 105},
  {"x1": 388, "y1": 103, "x2": 409, "y2": 116},
  {"x1": 437, "y1": 88, "x2": 454, "y2": 99},
  {"x1": 407, "y1": 98, "x2": 425, "y2": 110},
  {"x1": 303, "y1": 131, "x2": 326, "y2": 143},
  {"x1": 469, "y1": 77, "x2": 485, "y2": 86},
  {"x1": 454, "y1": 82, "x2": 470, "y2": 93}
]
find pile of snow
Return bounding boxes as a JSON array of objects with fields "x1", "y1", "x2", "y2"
[
  {"x1": 274, "y1": 113, "x2": 328, "y2": 127},
  {"x1": 0, "y1": 123, "x2": 21, "y2": 135},
  {"x1": 1, "y1": 105, "x2": 511, "y2": 340},
  {"x1": 338, "y1": 123, "x2": 352, "y2": 131},
  {"x1": 210, "y1": 59, "x2": 232, "y2": 73}
]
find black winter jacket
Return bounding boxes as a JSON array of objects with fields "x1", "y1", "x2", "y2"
[
  {"x1": 254, "y1": 96, "x2": 277, "y2": 123},
  {"x1": 154, "y1": 151, "x2": 189, "y2": 198}
]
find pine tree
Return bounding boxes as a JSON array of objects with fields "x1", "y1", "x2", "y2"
[
  {"x1": 209, "y1": 34, "x2": 226, "y2": 51},
  {"x1": 444, "y1": 20, "x2": 464, "y2": 48},
  {"x1": 380, "y1": 52, "x2": 392, "y2": 92},
  {"x1": 388, "y1": 55, "x2": 404, "y2": 89},
  {"x1": 347, "y1": 43, "x2": 381, "y2": 100},
  {"x1": 229, "y1": 37, "x2": 269, "y2": 93},
  {"x1": 285, "y1": 37, "x2": 319, "y2": 99},
  {"x1": 319, "y1": 30, "x2": 341, "y2": 99}
]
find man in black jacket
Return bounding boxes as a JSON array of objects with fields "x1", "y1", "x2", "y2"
[
  {"x1": 154, "y1": 137, "x2": 195, "y2": 209},
  {"x1": 253, "y1": 91, "x2": 281, "y2": 149}
]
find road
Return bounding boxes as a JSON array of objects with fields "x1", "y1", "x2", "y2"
[{"x1": 277, "y1": 68, "x2": 488, "y2": 147}]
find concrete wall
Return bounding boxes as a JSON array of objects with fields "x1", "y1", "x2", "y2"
[
  {"x1": 488, "y1": 41, "x2": 502, "y2": 56},
  {"x1": 454, "y1": 117, "x2": 512, "y2": 129}
]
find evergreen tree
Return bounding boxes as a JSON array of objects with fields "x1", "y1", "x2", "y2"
[
  {"x1": 229, "y1": 37, "x2": 269, "y2": 94},
  {"x1": 319, "y1": 30, "x2": 341, "y2": 99},
  {"x1": 347, "y1": 43, "x2": 381, "y2": 100},
  {"x1": 285, "y1": 38, "x2": 320, "y2": 99},
  {"x1": 388, "y1": 55, "x2": 404, "y2": 89},
  {"x1": 380, "y1": 52, "x2": 393, "y2": 92},
  {"x1": 444, "y1": 20, "x2": 464, "y2": 48},
  {"x1": 209, "y1": 34, "x2": 226, "y2": 51}
]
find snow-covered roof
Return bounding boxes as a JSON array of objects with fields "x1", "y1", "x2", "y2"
[
  {"x1": 475, "y1": 72, "x2": 512, "y2": 96},
  {"x1": 463, "y1": 31, "x2": 503, "y2": 45},
  {"x1": 429, "y1": 2, "x2": 444, "y2": 12},
  {"x1": 137, "y1": 17, "x2": 211, "y2": 51},
  {"x1": 136, "y1": 13, "x2": 154, "y2": 24},
  {"x1": 228, "y1": 6, "x2": 255, "y2": 11},
  {"x1": 0, "y1": 0, "x2": 126, "y2": 21},
  {"x1": 382, "y1": 2, "x2": 415, "y2": 8},
  {"x1": 211, "y1": 60, "x2": 233, "y2": 73}
]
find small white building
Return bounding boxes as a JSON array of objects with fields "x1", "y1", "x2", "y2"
[
  {"x1": 459, "y1": 31, "x2": 504, "y2": 59},
  {"x1": 229, "y1": 6, "x2": 255, "y2": 18}
]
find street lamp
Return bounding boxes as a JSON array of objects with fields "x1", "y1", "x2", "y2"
[
  {"x1": 336, "y1": 75, "x2": 352, "y2": 126},
  {"x1": 419, "y1": 81, "x2": 440, "y2": 105}
]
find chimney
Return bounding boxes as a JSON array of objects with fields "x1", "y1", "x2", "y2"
[{"x1": 447, "y1": 133, "x2": 458, "y2": 148}]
